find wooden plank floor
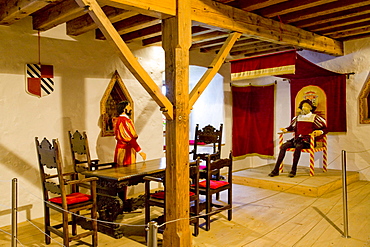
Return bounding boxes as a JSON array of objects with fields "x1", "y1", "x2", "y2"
[{"x1": 1, "y1": 181, "x2": 369, "y2": 246}]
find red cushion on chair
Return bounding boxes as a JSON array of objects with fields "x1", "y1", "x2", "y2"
[
  {"x1": 198, "y1": 180, "x2": 229, "y2": 189},
  {"x1": 199, "y1": 165, "x2": 207, "y2": 170},
  {"x1": 49, "y1": 192, "x2": 92, "y2": 205},
  {"x1": 150, "y1": 191, "x2": 195, "y2": 199}
]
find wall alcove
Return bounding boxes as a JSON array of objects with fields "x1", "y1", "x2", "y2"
[{"x1": 100, "y1": 71, "x2": 133, "y2": 136}]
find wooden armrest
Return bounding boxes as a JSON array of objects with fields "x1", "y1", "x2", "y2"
[
  {"x1": 143, "y1": 176, "x2": 164, "y2": 183},
  {"x1": 65, "y1": 177, "x2": 98, "y2": 185}
]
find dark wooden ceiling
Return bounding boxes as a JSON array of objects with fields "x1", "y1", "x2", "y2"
[{"x1": 1, "y1": 0, "x2": 369, "y2": 59}]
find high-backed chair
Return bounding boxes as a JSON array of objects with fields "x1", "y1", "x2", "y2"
[
  {"x1": 68, "y1": 130, "x2": 115, "y2": 172},
  {"x1": 36, "y1": 137, "x2": 98, "y2": 247},
  {"x1": 278, "y1": 132, "x2": 328, "y2": 176},
  {"x1": 197, "y1": 151, "x2": 232, "y2": 231},
  {"x1": 144, "y1": 159, "x2": 201, "y2": 236},
  {"x1": 190, "y1": 124, "x2": 223, "y2": 161}
]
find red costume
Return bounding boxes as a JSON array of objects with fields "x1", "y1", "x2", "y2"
[
  {"x1": 113, "y1": 115, "x2": 141, "y2": 166},
  {"x1": 269, "y1": 99, "x2": 328, "y2": 177}
]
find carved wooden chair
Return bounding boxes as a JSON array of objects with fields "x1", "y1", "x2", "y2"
[
  {"x1": 190, "y1": 124, "x2": 223, "y2": 161},
  {"x1": 68, "y1": 130, "x2": 115, "y2": 172},
  {"x1": 144, "y1": 159, "x2": 202, "y2": 236},
  {"x1": 36, "y1": 137, "x2": 98, "y2": 247},
  {"x1": 197, "y1": 151, "x2": 232, "y2": 231},
  {"x1": 278, "y1": 132, "x2": 328, "y2": 176}
]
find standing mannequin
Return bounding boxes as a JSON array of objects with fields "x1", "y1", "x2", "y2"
[
  {"x1": 269, "y1": 99, "x2": 327, "y2": 177},
  {"x1": 114, "y1": 101, "x2": 146, "y2": 166}
]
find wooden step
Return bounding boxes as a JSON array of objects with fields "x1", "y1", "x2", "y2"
[{"x1": 232, "y1": 164, "x2": 360, "y2": 197}]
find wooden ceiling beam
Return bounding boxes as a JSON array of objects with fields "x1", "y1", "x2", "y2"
[
  {"x1": 95, "y1": 14, "x2": 160, "y2": 39},
  {"x1": 0, "y1": 0, "x2": 60, "y2": 25},
  {"x1": 32, "y1": 0, "x2": 85, "y2": 31},
  {"x1": 99, "y1": 0, "x2": 343, "y2": 55},
  {"x1": 67, "y1": 6, "x2": 138, "y2": 36},
  {"x1": 192, "y1": 0, "x2": 343, "y2": 55}
]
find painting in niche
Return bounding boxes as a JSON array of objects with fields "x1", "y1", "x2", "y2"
[
  {"x1": 359, "y1": 73, "x2": 370, "y2": 124},
  {"x1": 101, "y1": 71, "x2": 133, "y2": 136},
  {"x1": 295, "y1": 85, "x2": 327, "y2": 119}
]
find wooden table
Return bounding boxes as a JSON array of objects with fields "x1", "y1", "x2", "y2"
[{"x1": 81, "y1": 158, "x2": 166, "y2": 238}]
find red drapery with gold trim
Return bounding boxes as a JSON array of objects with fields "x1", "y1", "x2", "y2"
[
  {"x1": 231, "y1": 85, "x2": 275, "y2": 158},
  {"x1": 231, "y1": 50, "x2": 346, "y2": 133}
]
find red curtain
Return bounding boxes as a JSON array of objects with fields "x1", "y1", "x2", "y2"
[{"x1": 232, "y1": 85, "x2": 275, "y2": 158}]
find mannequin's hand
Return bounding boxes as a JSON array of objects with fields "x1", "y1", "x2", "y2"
[
  {"x1": 311, "y1": 130, "x2": 323, "y2": 137},
  {"x1": 139, "y1": 152, "x2": 147, "y2": 161}
]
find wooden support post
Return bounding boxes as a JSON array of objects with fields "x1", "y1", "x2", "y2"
[{"x1": 162, "y1": 0, "x2": 192, "y2": 246}]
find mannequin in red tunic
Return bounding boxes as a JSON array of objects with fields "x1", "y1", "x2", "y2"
[
  {"x1": 269, "y1": 99, "x2": 327, "y2": 177},
  {"x1": 114, "y1": 101, "x2": 146, "y2": 166}
]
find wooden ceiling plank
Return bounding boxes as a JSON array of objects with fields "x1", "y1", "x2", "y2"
[
  {"x1": 255, "y1": 0, "x2": 337, "y2": 18},
  {"x1": 98, "y1": 0, "x2": 175, "y2": 18},
  {"x1": 32, "y1": 0, "x2": 85, "y2": 31},
  {"x1": 279, "y1": 0, "x2": 370, "y2": 24},
  {"x1": 75, "y1": 0, "x2": 173, "y2": 120},
  {"x1": 239, "y1": 0, "x2": 289, "y2": 12},
  {"x1": 230, "y1": 43, "x2": 294, "y2": 56},
  {"x1": 96, "y1": 14, "x2": 160, "y2": 39},
  {"x1": 191, "y1": 31, "x2": 230, "y2": 43},
  {"x1": 189, "y1": 32, "x2": 242, "y2": 108},
  {"x1": 191, "y1": 0, "x2": 343, "y2": 55},
  {"x1": 294, "y1": 6, "x2": 370, "y2": 28},
  {"x1": 323, "y1": 22, "x2": 370, "y2": 38},
  {"x1": 121, "y1": 23, "x2": 162, "y2": 42},
  {"x1": 0, "y1": 0, "x2": 60, "y2": 25},
  {"x1": 311, "y1": 15, "x2": 370, "y2": 33},
  {"x1": 67, "y1": 7, "x2": 138, "y2": 36},
  {"x1": 200, "y1": 38, "x2": 262, "y2": 52}
]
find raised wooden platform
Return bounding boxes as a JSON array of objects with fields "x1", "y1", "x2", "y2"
[{"x1": 232, "y1": 164, "x2": 360, "y2": 197}]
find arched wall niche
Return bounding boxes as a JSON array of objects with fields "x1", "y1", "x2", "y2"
[
  {"x1": 359, "y1": 73, "x2": 370, "y2": 124},
  {"x1": 100, "y1": 71, "x2": 133, "y2": 136}
]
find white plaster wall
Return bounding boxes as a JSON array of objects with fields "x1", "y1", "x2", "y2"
[{"x1": 0, "y1": 18, "x2": 164, "y2": 227}]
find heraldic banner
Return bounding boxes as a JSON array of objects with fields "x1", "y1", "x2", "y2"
[{"x1": 26, "y1": 64, "x2": 54, "y2": 97}]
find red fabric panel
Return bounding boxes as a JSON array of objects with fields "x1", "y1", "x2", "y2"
[
  {"x1": 230, "y1": 50, "x2": 296, "y2": 73},
  {"x1": 232, "y1": 85, "x2": 275, "y2": 157},
  {"x1": 198, "y1": 180, "x2": 229, "y2": 189},
  {"x1": 49, "y1": 192, "x2": 91, "y2": 205}
]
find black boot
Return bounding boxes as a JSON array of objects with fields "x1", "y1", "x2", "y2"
[
  {"x1": 268, "y1": 170, "x2": 279, "y2": 177},
  {"x1": 288, "y1": 171, "x2": 296, "y2": 177}
]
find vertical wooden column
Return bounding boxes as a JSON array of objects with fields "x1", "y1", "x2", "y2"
[{"x1": 162, "y1": 0, "x2": 192, "y2": 246}]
